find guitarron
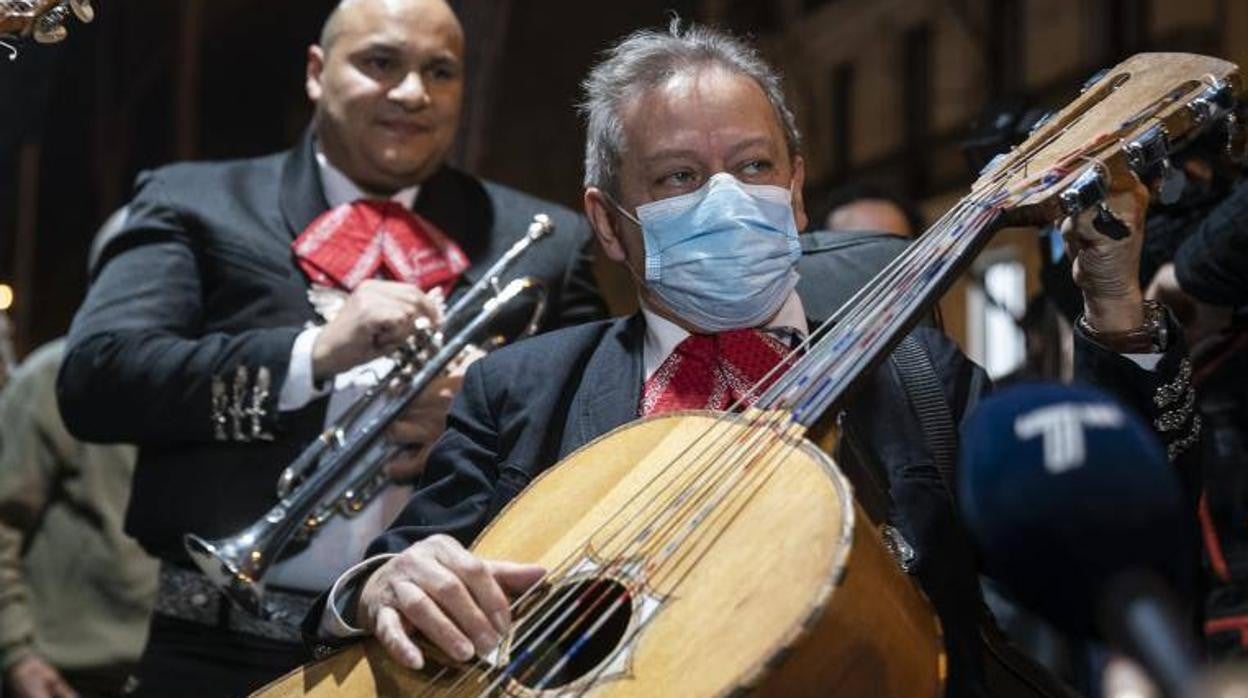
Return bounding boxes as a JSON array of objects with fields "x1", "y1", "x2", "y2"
[
  {"x1": 254, "y1": 52, "x2": 1243, "y2": 698},
  {"x1": 0, "y1": 0, "x2": 93, "y2": 51}
]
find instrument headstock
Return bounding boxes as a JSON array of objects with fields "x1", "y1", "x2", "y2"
[
  {"x1": 974, "y1": 53, "x2": 1244, "y2": 226},
  {"x1": 0, "y1": 0, "x2": 93, "y2": 50}
]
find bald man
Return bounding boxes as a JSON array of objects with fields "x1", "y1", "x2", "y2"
[
  {"x1": 822, "y1": 183, "x2": 924, "y2": 238},
  {"x1": 58, "y1": 0, "x2": 605, "y2": 694}
]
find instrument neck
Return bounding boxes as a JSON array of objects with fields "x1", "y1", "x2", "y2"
[{"x1": 758, "y1": 194, "x2": 1004, "y2": 426}]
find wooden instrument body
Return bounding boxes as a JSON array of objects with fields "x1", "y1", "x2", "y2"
[
  {"x1": 255, "y1": 412, "x2": 943, "y2": 697},
  {"x1": 256, "y1": 51, "x2": 1247, "y2": 698}
]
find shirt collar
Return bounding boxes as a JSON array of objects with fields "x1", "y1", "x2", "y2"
[
  {"x1": 315, "y1": 147, "x2": 420, "y2": 210},
  {"x1": 641, "y1": 291, "x2": 808, "y2": 380}
]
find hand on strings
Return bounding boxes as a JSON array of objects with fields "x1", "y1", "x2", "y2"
[
  {"x1": 357, "y1": 535, "x2": 545, "y2": 670},
  {"x1": 1061, "y1": 177, "x2": 1150, "y2": 333},
  {"x1": 4, "y1": 655, "x2": 78, "y2": 698},
  {"x1": 311, "y1": 280, "x2": 444, "y2": 382},
  {"x1": 384, "y1": 344, "x2": 486, "y2": 482}
]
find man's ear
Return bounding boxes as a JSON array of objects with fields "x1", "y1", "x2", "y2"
[
  {"x1": 306, "y1": 45, "x2": 325, "y2": 103},
  {"x1": 584, "y1": 188, "x2": 629, "y2": 264},
  {"x1": 790, "y1": 155, "x2": 808, "y2": 232}
]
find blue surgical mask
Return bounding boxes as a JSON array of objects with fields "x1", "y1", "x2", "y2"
[{"x1": 609, "y1": 172, "x2": 801, "y2": 332}]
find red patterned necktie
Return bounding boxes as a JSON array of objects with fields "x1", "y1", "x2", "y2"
[
  {"x1": 292, "y1": 199, "x2": 469, "y2": 293},
  {"x1": 640, "y1": 329, "x2": 794, "y2": 416}
]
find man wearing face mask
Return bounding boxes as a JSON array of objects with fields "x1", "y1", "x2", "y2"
[{"x1": 310, "y1": 23, "x2": 1200, "y2": 696}]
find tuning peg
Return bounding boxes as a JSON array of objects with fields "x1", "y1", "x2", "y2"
[
  {"x1": 32, "y1": 21, "x2": 66, "y2": 43},
  {"x1": 1080, "y1": 68, "x2": 1109, "y2": 94},
  {"x1": 1227, "y1": 112, "x2": 1248, "y2": 164},
  {"x1": 69, "y1": 0, "x2": 94, "y2": 23},
  {"x1": 1152, "y1": 159, "x2": 1187, "y2": 206},
  {"x1": 1091, "y1": 204, "x2": 1130, "y2": 241}
]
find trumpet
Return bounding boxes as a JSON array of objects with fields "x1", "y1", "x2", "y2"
[{"x1": 185, "y1": 214, "x2": 554, "y2": 618}]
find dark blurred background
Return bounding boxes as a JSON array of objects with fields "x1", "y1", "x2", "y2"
[{"x1": 1, "y1": 0, "x2": 1245, "y2": 368}]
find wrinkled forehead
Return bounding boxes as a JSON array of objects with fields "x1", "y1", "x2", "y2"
[
  {"x1": 328, "y1": 0, "x2": 464, "y2": 56},
  {"x1": 617, "y1": 66, "x2": 789, "y2": 164}
]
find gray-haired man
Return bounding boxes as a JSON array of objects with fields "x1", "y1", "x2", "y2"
[{"x1": 316, "y1": 21, "x2": 1194, "y2": 697}]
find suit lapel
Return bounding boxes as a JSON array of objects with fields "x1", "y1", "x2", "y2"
[
  {"x1": 279, "y1": 129, "x2": 331, "y2": 240},
  {"x1": 560, "y1": 314, "x2": 646, "y2": 458},
  {"x1": 414, "y1": 167, "x2": 497, "y2": 296}
]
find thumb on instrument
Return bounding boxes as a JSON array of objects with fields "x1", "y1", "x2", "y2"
[{"x1": 487, "y1": 560, "x2": 545, "y2": 595}]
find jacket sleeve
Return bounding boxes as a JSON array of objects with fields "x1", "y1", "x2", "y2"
[
  {"x1": 551, "y1": 219, "x2": 609, "y2": 329},
  {"x1": 57, "y1": 172, "x2": 302, "y2": 445},
  {"x1": 1072, "y1": 316, "x2": 1201, "y2": 491},
  {"x1": 1173, "y1": 179, "x2": 1248, "y2": 307},
  {"x1": 365, "y1": 356, "x2": 505, "y2": 556},
  {"x1": 301, "y1": 356, "x2": 506, "y2": 649},
  {"x1": 0, "y1": 347, "x2": 63, "y2": 670}
]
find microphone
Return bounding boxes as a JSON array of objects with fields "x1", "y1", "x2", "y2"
[{"x1": 957, "y1": 382, "x2": 1200, "y2": 696}]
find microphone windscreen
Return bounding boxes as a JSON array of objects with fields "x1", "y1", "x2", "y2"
[{"x1": 957, "y1": 382, "x2": 1191, "y2": 637}]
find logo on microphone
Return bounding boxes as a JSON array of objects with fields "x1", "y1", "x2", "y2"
[{"x1": 1014, "y1": 403, "x2": 1124, "y2": 473}]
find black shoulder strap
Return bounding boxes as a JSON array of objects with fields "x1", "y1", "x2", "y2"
[{"x1": 889, "y1": 334, "x2": 958, "y2": 494}]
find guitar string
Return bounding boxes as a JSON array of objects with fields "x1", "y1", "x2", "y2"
[
  {"x1": 767, "y1": 201, "x2": 996, "y2": 421},
  {"x1": 503, "y1": 191, "x2": 1012, "y2": 693},
  {"x1": 785, "y1": 204, "x2": 1005, "y2": 423},
  {"x1": 423, "y1": 188, "x2": 993, "y2": 697},
  {"x1": 416, "y1": 411, "x2": 790, "y2": 695},
  {"x1": 540, "y1": 196, "x2": 1009, "y2": 696},
  {"x1": 550, "y1": 76, "x2": 1235, "y2": 697},
  {"x1": 565, "y1": 98, "x2": 1194, "y2": 686},
  {"x1": 423, "y1": 190, "x2": 987, "y2": 695},
  {"x1": 405, "y1": 87, "x2": 1221, "y2": 692},
  {"x1": 498, "y1": 429, "x2": 803, "y2": 697},
  {"x1": 438, "y1": 408, "x2": 798, "y2": 697},
  {"x1": 480, "y1": 416, "x2": 797, "y2": 696},
  {"x1": 464, "y1": 193, "x2": 978, "y2": 674},
  {"x1": 444, "y1": 176, "x2": 1028, "y2": 698},
  {"x1": 562, "y1": 430, "x2": 809, "y2": 697},
  {"x1": 436, "y1": 191, "x2": 991, "y2": 695},
  {"x1": 500, "y1": 411, "x2": 798, "y2": 693},
  {"x1": 479, "y1": 77, "x2": 1228, "y2": 698}
]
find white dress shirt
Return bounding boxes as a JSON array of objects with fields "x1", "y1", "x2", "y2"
[
  {"x1": 266, "y1": 151, "x2": 422, "y2": 592},
  {"x1": 317, "y1": 291, "x2": 812, "y2": 636},
  {"x1": 316, "y1": 289, "x2": 1163, "y2": 635}
]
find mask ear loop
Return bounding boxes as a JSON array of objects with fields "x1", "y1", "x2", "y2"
[
  {"x1": 596, "y1": 189, "x2": 661, "y2": 292},
  {"x1": 598, "y1": 189, "x2": 642, "y2": 227}
]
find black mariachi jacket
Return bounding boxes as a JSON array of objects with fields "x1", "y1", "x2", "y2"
[
  {"x1": 56, "y1": 131, "x2": 606, "y2": 564},
  {"x1": 333, "y1": 232, "x2": 1198, "y2": 698}
]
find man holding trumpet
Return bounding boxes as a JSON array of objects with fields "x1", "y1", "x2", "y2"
[{"x1": 56, "y1": 0, "x2": 604, "y2": 696}]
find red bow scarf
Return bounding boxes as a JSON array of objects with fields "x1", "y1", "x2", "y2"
[
  {"x1": 640, "y1": 329, "x2": 795, "y2": 416},
  {"x1": 292, "y1": 199, "x2": 469, "y2": 293}
]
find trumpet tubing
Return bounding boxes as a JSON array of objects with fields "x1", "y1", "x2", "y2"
[{"x1": 185, "y1": 215, "x2": 556, "y2": 618}]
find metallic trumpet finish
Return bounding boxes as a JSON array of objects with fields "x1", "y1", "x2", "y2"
[{"x1": 184, "y1": 215, "x2": 555, "y2": 618}]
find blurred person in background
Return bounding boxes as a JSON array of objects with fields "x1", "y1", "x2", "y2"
[
  {"x1": 819, "y1": 182, "x2": 924, "y2": 237},
  {"x1": 1142, "y1": 145, "x2": 1248, "y2": 662},
  {"x1": 55, "y1": 0, "x2": 604, "y2": 695},
  {"x1": 0, "y1": 209, "x2": 158, "y2": 698}
]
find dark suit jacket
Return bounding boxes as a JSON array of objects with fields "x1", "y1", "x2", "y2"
[
  {"x1": 359, "y1": 313, "x2": 1008, "y2": 693},
  {"x1": 349, "y1": 231, "x2": 1195, "y2": 696},
  {"x1": 56, "y1": 131, "x2": 606, "y2": 563}
]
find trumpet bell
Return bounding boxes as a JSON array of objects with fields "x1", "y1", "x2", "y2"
[{"x1": 184, "y1": 533, "x2": 271, "y2": 619}]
